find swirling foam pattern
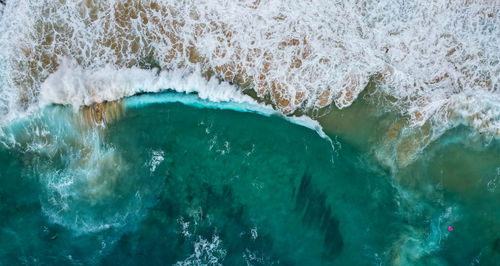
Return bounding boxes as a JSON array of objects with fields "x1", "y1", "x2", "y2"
[{"x1": 0, "y1": 0, "x2": 498, "y2": 134}]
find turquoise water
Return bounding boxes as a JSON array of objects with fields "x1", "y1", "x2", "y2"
[{"x1": 0, "y1": 93, "x2": 499, "y2": 265}]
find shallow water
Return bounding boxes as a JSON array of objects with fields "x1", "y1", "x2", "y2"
[
  {"x1": 0, "y1": 93, "x2": 498, "y2": 265},
  {"x1": 1, "y1": 0, "x2": 499, "y2": 134},
  {"x1": 0, "y1": 0, "x2": 498, "y2": 265}
]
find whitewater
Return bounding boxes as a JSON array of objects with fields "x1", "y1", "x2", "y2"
[
  {"x1": 0, "y1": 1, "x2": 500, "y2": 264},
  {"x1": 0, "y1": 0, "x2": 498, "y2": 137}
]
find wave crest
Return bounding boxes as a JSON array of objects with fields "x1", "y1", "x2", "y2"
[{"x1": 0, "y1": 0, "x2": 498, "y2": 134}]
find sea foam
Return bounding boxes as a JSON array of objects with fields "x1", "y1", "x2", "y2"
[
  {"x1": 39, "y1": 58, "x2": 258, "y2": 108},
  {"x1": 0, "y1": 0, "x2": 498, "y2": 136}
]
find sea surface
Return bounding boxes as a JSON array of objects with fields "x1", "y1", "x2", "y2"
[
  {"x1": 0, "y1": 93, "x2": 499, "y2": 265},
  {"x1": 0, "y1": 0, "x2": 499, "y2": 265}
]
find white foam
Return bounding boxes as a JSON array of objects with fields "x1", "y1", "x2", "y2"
[
  {"x1": 148, "y1": 150, "x2": 165, "y2": 173},
  {"x1": 38, "y1": 130, "x2": 141, "y2": 235},
  {"x1": 0, "y1": 0, "x2": 498, "y2": 136},
  {"x1": 0, "y1": 107, "x2": 161, "y2": 235},
  {"x1": 39, "y1": 58, "x2": 257, "y2": 109},
  {"x1": 38, "y1": 58, "x2": 333, "y2": 138},
  {"x1": 175, "y1": 234, "x2": 227, "y2": 266}
]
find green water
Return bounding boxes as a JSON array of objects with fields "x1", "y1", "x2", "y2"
[{"x1": 0, "y1": 93, "x2": 499, "y2": 265}]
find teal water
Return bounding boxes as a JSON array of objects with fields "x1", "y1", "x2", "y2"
[{"x1": 0, "y1": 93, "x2": 499, "y2": 265}]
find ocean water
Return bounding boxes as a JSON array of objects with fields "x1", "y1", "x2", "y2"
[
  {"x1": 0, "y1": 0, "x2": 499, "y2": 265},
  {"x1": 0, "y1": 0, "x2": 498, "y2": 133},
  {"x1": 0, "y1": 93, "x2": 499, "y2": 265}
]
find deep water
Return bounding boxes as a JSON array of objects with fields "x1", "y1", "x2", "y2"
[{"x1": 0, "y1": 94, "x2": 499, "y2": 265}]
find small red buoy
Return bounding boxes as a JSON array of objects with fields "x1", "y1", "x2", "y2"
[{"x1": 448, "y1": 226, "x2": 453, "y2": 231}]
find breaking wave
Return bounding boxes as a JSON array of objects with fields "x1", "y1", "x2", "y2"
[{"x1": 0, "y1": 0, "x2": 498, "y2": 136}]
